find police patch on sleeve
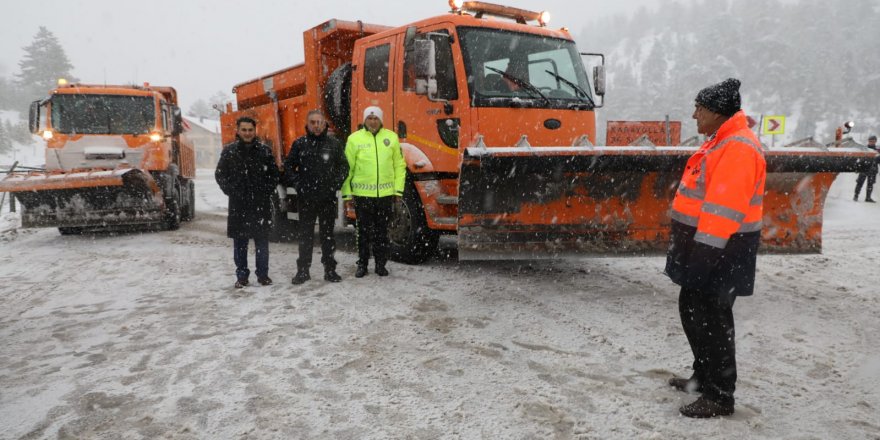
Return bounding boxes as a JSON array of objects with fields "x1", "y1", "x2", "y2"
[{"x1": 384, "y1": 138, "x2": 391, "y2": 146}]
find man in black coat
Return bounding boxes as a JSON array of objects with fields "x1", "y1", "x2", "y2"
[
  {"x1": 283, "y1": 110, "x2": 349, "y2": 284},
  {"x1": 854, "y1": 134, "x2": 878, "y2": 202},
  {"x1": 215, "y1": 117, "x2": 280, "y2": 288}
]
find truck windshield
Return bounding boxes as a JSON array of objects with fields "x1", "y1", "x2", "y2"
[
  {"x1": 50, "y1": 94, "x2": 156, "y2": 135},
  {"x1": 458, "y1": 27, "x2": 594, "y2": 109}
]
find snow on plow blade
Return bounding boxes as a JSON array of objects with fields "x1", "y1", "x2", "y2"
[
  {"x1": 0, "y1": 168, "x2": 165, "y2": 228},
  {"x1": 457, "y1": 143, "x2": 877, "y2": 260}
]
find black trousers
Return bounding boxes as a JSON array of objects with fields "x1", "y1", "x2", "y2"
[
  {"x1": 353, "y1": 196, "x2": 393, "y2": 268},
  {"x1": 296, "y1": 198, "x2": 337, "y2": 270},
  {"x1": 855, "y1": 172, "x2": 876, "y2": 199},
  {"x1": 679, "y1": 286, "x2": 737, "y2": 406}
]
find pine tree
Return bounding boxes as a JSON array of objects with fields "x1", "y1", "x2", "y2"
[
  {"x1": 0, "y1": 77, "x2": 11, "y2": 110},
  {"x1": 9, "y1": 120, "x2": 33, "y2": 145},
  {"x1": 187, "y1": 99, "x2": 212, "y2": 119},
  {"x1": 208, "y1": 91, "x2": 230, "y2": 114},
  {"x1": 0, "y1": 122, "x2": 12, "y2": 154},
  {"x1": 15, "y1": 27, "x2": 77, "y2": 99}
]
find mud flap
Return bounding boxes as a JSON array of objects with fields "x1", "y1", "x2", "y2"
[
  {"x1": 457, "y1": 144, "x2": 876, "y2": 260},
  {"x1": 0, "y1": 169, "x2": 165, "y2": 228}
]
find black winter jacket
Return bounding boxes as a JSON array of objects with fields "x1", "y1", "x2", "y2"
[
  {"x1": 215, "y1": 138, "x2": 280, "y2": 239},
  {"x1": 665, "y1": 220, "x2": 760, "y2": 301},
  {"x1": 282, "y1": 128, "x2": 349, "y2": 201}
]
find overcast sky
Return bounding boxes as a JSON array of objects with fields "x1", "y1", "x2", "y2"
[{"x1": 1, "y1": 0, "x2": 661, "y2": 110}]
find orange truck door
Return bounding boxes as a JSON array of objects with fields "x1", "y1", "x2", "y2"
[
  {"x1": 394, "y1": 26, "x2": 464, "y2": 169},
  {"x1": 352, "y1": 35, "x2": 397, "y2": 131}
]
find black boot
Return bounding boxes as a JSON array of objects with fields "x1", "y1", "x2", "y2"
[
  {"x1": 679, "y1": 396, "x2": 734, "y2": 418},
  {"x1": 324, "y1": 266, "x2": 342, "y2": 282},
  {"x1": 866, "y1": 193, "x2": 876, "y2": 202},
  {"x1": 854, "y1": 194, "x2": 859, "y2": 201},
  {"x1": 292, "y1": 267, "x2": 310, "y2": 285},
  {"x1": 668, "y1": 376, "x2": 702, "y2": 393},
  {"x1": 355, "y1": 265, "x2": 368, "y2": 278},
  {"x1": 375, "y1": 265, "x2": 389, "y2": 276}
]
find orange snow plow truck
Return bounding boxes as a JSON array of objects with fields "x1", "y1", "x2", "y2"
[
  {"x1": 0, "y1": 82, "x2": 195, "y2": 233},
  {"x1": 219, "y1": 1, "x2": 877, "y2": 262}
]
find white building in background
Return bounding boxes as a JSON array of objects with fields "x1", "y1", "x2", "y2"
[{"x1": 184, "y1": 117, "x2": 222, "y2": 169}]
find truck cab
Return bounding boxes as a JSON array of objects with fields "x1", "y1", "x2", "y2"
[
  {"x1": 347, "y1": 3, "x2": 604, "y2": 261},
  {"x1": 1, "y1": 82, "x2": 197, "y2": 231}
]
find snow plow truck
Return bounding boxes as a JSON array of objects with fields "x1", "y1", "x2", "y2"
[
  {"x1": 218, "y1": 0, "x2": 877, "y2": 263},
  {"x1": 0, "y1": 82, "x2": 195, "y2": 234}
]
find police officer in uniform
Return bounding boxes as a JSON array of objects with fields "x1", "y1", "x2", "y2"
[
  {"x1": 341, "y1": 106, "x2": 406, "y2": 278},
  {"x1": 284, "y1": 110, "x2": 349, "y2": 284}
]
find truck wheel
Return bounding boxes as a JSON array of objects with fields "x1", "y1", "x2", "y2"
[
  {"x1": 164, "y1": 185, "x2": 181, "y2": 231},
  {"x1": 390, "y1": 180, "x2": 439, "y2": 264},
  {"x1": 180, "y1": 179, "x2": 195, "y2": 221},
  {"x1": 268, "y1": 187, "x2": 297, "y2": 243}
]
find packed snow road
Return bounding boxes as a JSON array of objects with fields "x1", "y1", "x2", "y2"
[{"x1": 1, "y1": 171, "x2": 879, "y2": 439}]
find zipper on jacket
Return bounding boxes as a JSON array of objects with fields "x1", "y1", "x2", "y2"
[{"x1": 373, "y1": 130, "x2": 380, "y2": 197}]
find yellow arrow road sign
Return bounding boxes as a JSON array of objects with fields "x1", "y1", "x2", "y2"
[{"x1": 762, "y1": 115, "x2": 786, "y2": 135}]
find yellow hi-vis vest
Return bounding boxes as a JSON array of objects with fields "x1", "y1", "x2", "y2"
[{"x1": 342, "y1": 127, "x2": 406, "y2": 199}]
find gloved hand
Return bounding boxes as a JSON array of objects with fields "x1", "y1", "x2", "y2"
[{"x1": 681, "y1": 241, "x2": 723, "y2": 290}]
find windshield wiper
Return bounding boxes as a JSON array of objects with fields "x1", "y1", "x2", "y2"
[
  {"x1": 485, "y1": 66, "x2": 549, "y2": 105},
  {"x1": 544, "y1": 70, "x2": 595, "y2": 107}
]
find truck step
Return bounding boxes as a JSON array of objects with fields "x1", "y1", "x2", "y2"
[
  {"x1": 436, "y1": 195, "x2": 458, "y2": 205},
  {"x1": 433, "y1": 216, "x2": 457, "y2": 225}
]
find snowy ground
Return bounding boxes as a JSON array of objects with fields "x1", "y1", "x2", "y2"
[{"x1": 1, "y1": 170, "x2": 879, "y2": 439}]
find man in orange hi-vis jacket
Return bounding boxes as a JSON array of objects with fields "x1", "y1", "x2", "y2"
[{"x1": 664, "y1": 78, "x2": 766, "y2": 418}]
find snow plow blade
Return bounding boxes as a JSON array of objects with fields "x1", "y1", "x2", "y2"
[
  {"x1": 0, "y1": 168, "x2": 165, "y2": 229},
  {"x1": 457, "y1": 143, "x2": 877, "y2": 260}
]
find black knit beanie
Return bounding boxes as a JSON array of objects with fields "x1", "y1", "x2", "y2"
[{"x1": 695, "y1": 78, "x2": 741, "y2": 117}]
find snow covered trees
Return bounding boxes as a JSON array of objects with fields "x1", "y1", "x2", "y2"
[{"x1": 15, "y1": 27, "x2": 77, "y2": 107}]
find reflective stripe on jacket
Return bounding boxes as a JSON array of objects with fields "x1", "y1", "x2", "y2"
[
  {"x1": 670, "y1": 111, "x2": 767, "y2": 249},
  {"x1": 342, "y1": 127, "x2": 406, "y2": 199}
]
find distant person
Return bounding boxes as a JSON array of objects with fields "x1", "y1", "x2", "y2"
[
  {"x1": 341, "y1": 106, "x2": 405, "y2": 278},
  {"x1": 854, "y1": 134, "x2": 878, "y2": 202},
  {"x1": 284, "y1": 110, "x2": 349, "y2": 284},
  {"x1": 215, "y1": 116, "x2": 280, "y2": 289},
  {"x1": 664, "y1": 78, "x2": 766, "y2": 418}
]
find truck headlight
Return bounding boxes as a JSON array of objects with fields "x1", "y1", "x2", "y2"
[{"x1": 42, "y1": 130, "x2": 54, "y2": 140}]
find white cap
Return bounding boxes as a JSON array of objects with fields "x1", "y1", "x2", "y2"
[{"x1": 363, "y1": 106, "x2": 383, "y2": 123}]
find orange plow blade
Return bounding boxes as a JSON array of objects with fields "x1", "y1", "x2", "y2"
[
  {"x1": 0, "y1": 168, "x2": 165, "y2": 228},
  {"x1": 457, "y1": 144, "x2": 877, "y2": 260}
]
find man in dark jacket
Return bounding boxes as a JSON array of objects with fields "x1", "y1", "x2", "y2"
[
  {"x1": 854, "y1": 134, "x2": 878, "y2": 202},
  {"x1": 284, "y1": 110, "x2": 349, "y2": 284},
  {"x1": 215, "y1": 117, "x2": 280, "y2": 288},
  {"x1": 664, "y1": 79, "x2": 766, "y2": 418}
]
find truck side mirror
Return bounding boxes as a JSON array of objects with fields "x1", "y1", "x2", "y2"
[
  {"x1": 593, "y1": 65, "x2": 606, "y2": 97},
  {"x1": 28, "y1": 100, "x2": 41, "y2": 134},
  {"x1": 172, "y1": 106, "x2": 183, "y2": 135},
  {"x1": 412, "y1": 39, "x2": 436, "y2": 96}
]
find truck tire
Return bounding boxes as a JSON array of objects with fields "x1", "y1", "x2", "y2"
[
  {"x1": 324, "y1": 62, "x2": 352, "y2": 137},
  {"x1": 390, "y1": 180, "x2": 439, "y2": 264},
  {"x1": 164, "y1": 185, "x2": 181, "y2": 231},
  {"x1": 180, "y1": 179, "x2": 195, "y2": 221},
  {"x1": 268, "y1": 186, "x2": 297, "y2": 243}
]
